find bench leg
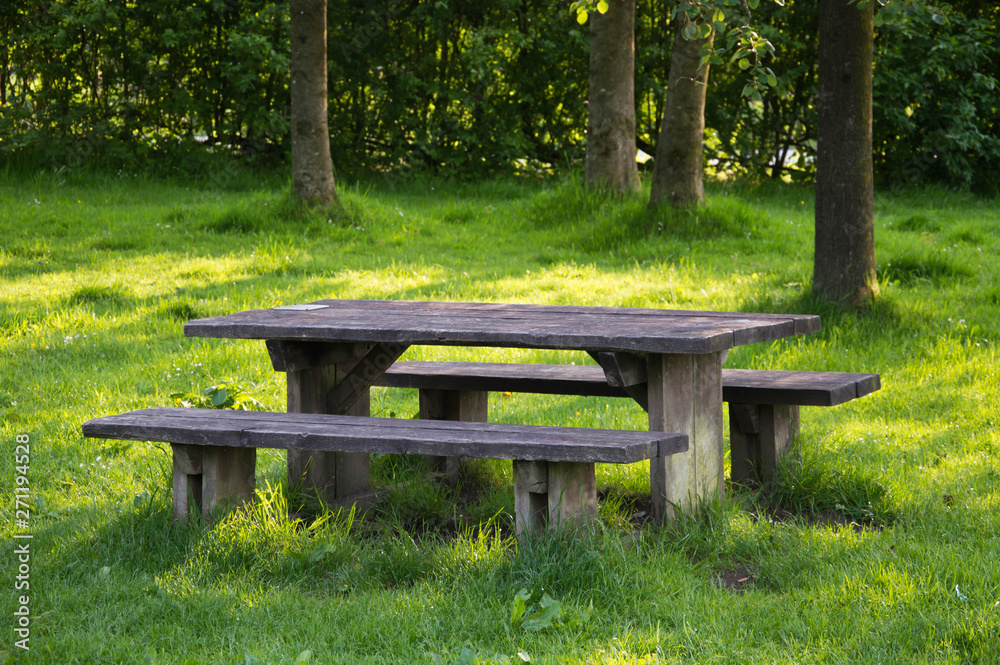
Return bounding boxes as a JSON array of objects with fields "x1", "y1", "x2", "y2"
[
  {"x1": 514, "y1": 460, "x2": 549, "y2": 535},
  {"x1": 729, "y1": 403, "x2": 800, "y2": 485},
  {"x1": 418, "y1": 388, "x2": 488, "y2": 479},
  {"x1": 172, "y1": 444, "x2": 202, "y2": 522},
  {"x1": 172, "y1": 443, "x2": 256, "y2": 521},
  {"x1": 513, "y1": 460, "x2": 597, "y2": 536}
]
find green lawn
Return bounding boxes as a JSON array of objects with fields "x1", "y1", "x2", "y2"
[{"x1": 1, "y1": 171, "x2": 998, "y2": 664}]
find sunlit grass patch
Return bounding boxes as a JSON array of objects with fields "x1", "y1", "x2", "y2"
[{"x1": 2, "y1": 172, "x2": 999, "y2": 662}]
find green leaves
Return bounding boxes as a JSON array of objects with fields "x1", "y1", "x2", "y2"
[
  {"x1": 509, "y1": 588, "x2": 591, "y2": 633},
  {"x1": 678, "y1": 2, "x2": 781, "y2": 101},
  {"x1": 570, "y1": 0, "x2": 608, "y2": 25},
  {"x1": 510, "y1": 588, "x2": 562, "y2": 631},
  {"x1": 171, "y1": 380, "x2": 264, "y2": 411}
]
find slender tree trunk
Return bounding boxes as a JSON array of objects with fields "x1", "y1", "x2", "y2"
[
  {"x1": 585, "y1": 0, "x2": 640, "y2": 194},
  {"x1": 814, "y1": 0, "x2": 878, "y2": 307},
  {"x1": 290, "y1": 0, "x2": 337, "y2": 205},
  {"x1": 649, "y1": 13, "x2": 713, "y2": 208}
]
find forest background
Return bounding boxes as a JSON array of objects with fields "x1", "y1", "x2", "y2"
[{"x1": 1, "y1": 0, "x2": 998, "y2": 192}]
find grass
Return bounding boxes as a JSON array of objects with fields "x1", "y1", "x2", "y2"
[{"x1": 1, "y1": 170, "x2": 999, "y2": 663}]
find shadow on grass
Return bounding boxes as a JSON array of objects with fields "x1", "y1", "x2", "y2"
[
  {"x1": 521, "y1": 177, "x2": 770, "y2": 256},
  {"x1": 737, "y1": 454, "x2": 900, "y2": 531}
]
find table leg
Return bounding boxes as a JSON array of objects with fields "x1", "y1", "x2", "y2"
[
  {"x1": 647, "y1": 352, "x2": 724, "y2": 520},
  {"x1": 418, "y1": 388, "x2": 487, "y2": 478},
  {"x1": 286, "y1": 351, "x2": 371, "y2": 504}
]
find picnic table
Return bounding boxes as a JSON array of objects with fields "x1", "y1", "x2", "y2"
[{"x1": 178, "y1": 299, "x2": 821, "y2": 521}]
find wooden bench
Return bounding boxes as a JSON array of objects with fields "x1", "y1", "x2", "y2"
[
  {"x1": 376, "y1": 362, "x2": 881, "y2": 485},
  {"x1": 81, "y1": 407, "x2": 687, "y2": 534}
]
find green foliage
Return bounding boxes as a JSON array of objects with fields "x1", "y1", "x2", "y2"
[
  {"x1": 510, "y1": 586, "x2": 593, "y2": 634},
  {"x1": 67, "y1": 283, "x2": 134, "y2": 308},
  {"x1": 681, "y1": 1, "x2": 781, "y2": 102},
  {"x1": 4, "y1": 0, "x2": 998, "y2": 189},
  {"x1": 327, "y1": 0, "x2": 592, "y2": 176},
  {"x1": 171, "y1": 380, "x2": 265, "y2": 411},
  {"x1": 706, "y1": 1, "x2": 818, "y2": 182},
  {"x1": 707, "y1": 0, "x2": 1000, "y2": 190},
  {"x1": 873, "y1": 1, "x2": 1000, "y2": 193},
  {"x1": 0, "y1": 0, "x2": 290, "y2": 173}
]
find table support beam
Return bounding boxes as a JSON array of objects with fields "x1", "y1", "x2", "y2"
[
  {"x1": 592, "y1": 351, "x2": 649, "y2": 411},
  {"x1": 325, "y1": 342, "x2": 410, "y2": 415},
  {"x1": 285, "y1": 343, "x2": 371, "y2": 505},
  {"x1": 419, "y1": 388, "x2": 487, "y2": 478},
  {"x1": 648, "y1": 352, "x2": 724, "y2": 521}
]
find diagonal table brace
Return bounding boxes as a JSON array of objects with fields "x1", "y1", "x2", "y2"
[
  {"x1": 591, "y1": 351, "x2": 649, "y2": 412},
  {"x1": 325, "y1": 342, "x2": 410, "y2": 414}
]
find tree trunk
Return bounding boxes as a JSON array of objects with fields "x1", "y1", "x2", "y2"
[
  {"x1": 290, "y1": 0, "x2": 337, "y2": 205},
  {"x1": 814, "y1": 0, "x2": 878, "y2": 307},
  {"x1": 648, "y1": 13, "x2": 712, "y2": 209},
  {"x1": 585, "y1": 0, "x2": 640, "y2": 194}
]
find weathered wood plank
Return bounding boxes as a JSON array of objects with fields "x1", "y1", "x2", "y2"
[
  {"x1": 730, "y1": 403, "x2": 800, "y2": 486},
  {"x1": 513, "y1": 460, "x2": 549, "y2": 535},
  {"x1": 720, "y1": 369, "x2": 881, "y2": 406},
  {"x1": 184, "y1": 299, "x2": 820, "y2": 355},
  {"x1": 190, "y1": 298, "x2": 821, "y2": 329},
  {"x1": 546, "y1": 461, "x2": 597, "y2": 530},
  {"x1": 648, "y1": 352, "x2": 724, "y2": 520},
  {"x1": 593, "y1": 351, "x2": 649, "y2": 411},
  {"x1": 171, "y1": 444, "x2": 202, "y2": 522},
  {"x1": 201, "y1": 445, "x2": 256, "y2": 514},
  {"x1": 378, "y1": 362, "x2": 881, "y2": 407},
  {"x1": 82, "y1": 408, "x2": 688, "y2": 465},
  {"x1": 379, "y1": 362, "x2": 624, "y2": 397},
  {"x1": 512, "y1": 460, "x2": 598, "y2": 535},
  {"x1": 266, "y1": 340, "x2": 368, "y2": 372}
]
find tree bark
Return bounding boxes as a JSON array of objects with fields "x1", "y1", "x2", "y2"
[
  {"x1": 290, "y1": 0, "x2": 337, "y2": 205},
  {"x1": 585, "y1": 0, "x2": 640, "y2": 194},
  {"x1": 648, "y1": 13, "x2": 712, "y2": 209},
  {"x1": 814, "y1": 0, "x2": 878, "y2": 307}
]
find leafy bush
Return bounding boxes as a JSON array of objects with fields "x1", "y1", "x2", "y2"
[{"x1": 874, "y1": 3, "x2": 1000, "y2": 192}]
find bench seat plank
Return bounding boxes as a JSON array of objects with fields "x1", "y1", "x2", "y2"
[
  {"x1": 375, "y1": 361, "x2": 881, "y2": 486},
  {"x1": 83, "y1": 407, "x2": 688, "y2": 532},
  {"x1": 82, "y1": 407, "x2": 687, "y2": 465},
  {"x1": 377, "y1": 361, "x2": 881, "y2": 407},
  {"x1": 380, "y1": 362, "x2": 624, "y2": 397},
  {"x1": 721, "y1": 369, "x2": 880, "y2": 407}
]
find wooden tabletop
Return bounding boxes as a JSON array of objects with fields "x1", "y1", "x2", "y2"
[{"x1": 184, "y1": 299, "x2": 820, "y2": 354}]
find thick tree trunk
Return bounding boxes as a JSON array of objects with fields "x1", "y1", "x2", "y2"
[
  {"x1": 585, "y1": 0, "x2": 640, "y2": 194},
  {"x1": 814, "y1": 0, "x2": 878, "y2": 307},
  {"x1": 290, "y1": 0, "x2": 337, "y2": 205},
  {"x1": 648, "y1": 14, "x2": 712, "y2": 209}
]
